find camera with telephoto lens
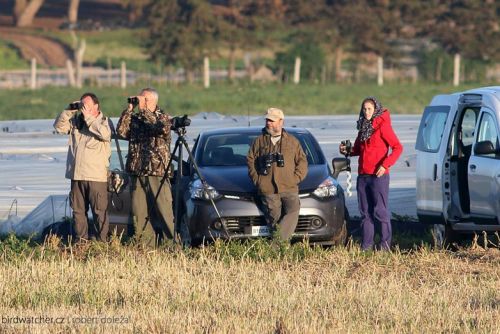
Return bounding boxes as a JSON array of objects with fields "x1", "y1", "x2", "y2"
[
  {"x1": 341, "y1": 139, "x2": 352, "y2": 156},
  {"x1": 171, "y1": 114, "x2": 191, "y2": 131},
  {"x1": 259, "y1": 154, "x2": 274, "y2": 175},
  {"x1": 69, "y1": 102, "x2": 82, "y2": 110},
  {"x1": 127, "y1": 96, "x2": 139, "y2": 107}
]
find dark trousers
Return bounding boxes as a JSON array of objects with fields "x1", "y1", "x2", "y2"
[
  {"x1": 70, "y1": 180, "x2": 109, "y2": 241},
  {"x1": 261, "y1": 192, "x2": 300, "y2": 240},
  {"x1": 356, "y1": 174, "x2": 391, "y2": 250},
  {"x1": 131, "y1": 176, "x2": 174, "y2": 247}
]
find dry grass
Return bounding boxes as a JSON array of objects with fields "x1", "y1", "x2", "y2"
[{"x1": 0, "y1": 236, "x2": 498, "y2": 333}]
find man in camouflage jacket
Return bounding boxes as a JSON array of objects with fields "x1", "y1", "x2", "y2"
[{"x1": 117, "y1": 88, "x2": 174, "y2": 247}]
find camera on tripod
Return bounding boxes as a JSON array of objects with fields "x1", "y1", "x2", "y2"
[
  {"x1": 68, "y1": 102, "x2": 82, "y2": 110},
  {"x1": 341, "y1": 139, "x2": 352, "y2": 156},
  {"x1": 259, "y1": 152, "x2": 285, "y2": 175},
  {"x1": 171, "y1": 115, "x2": 191, "y2": 131}
]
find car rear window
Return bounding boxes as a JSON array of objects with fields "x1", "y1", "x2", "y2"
[{"x1": 198, "y1": 132, "x2": 325, "y2": 166}]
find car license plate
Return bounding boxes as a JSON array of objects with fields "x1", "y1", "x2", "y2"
[{"x1": 245, "y1": 225, "x2": 270, "y2": 237}]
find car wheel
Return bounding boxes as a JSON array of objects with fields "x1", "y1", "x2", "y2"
[{"x1": 330, "y1": 208, "x2": 349, "y2": 246}]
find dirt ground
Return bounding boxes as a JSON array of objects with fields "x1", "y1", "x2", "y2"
[{"x1": 0, "y1": 0, "x2": 127, "y2": 67}]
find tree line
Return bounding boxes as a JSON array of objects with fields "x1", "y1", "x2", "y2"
[{"x1": 144, "y1": 0, "x2": 500, "y2": 83}]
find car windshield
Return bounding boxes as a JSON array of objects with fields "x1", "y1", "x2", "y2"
[{"x1": 198, "y1": 132, "x2": 325, "y2": 167}]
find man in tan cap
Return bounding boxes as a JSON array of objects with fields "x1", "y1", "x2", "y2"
[{"x1": 247, "y1": 108, "x2": 308, "y2": 240}]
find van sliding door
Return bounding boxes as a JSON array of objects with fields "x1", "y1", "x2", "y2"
[{"x1": 468, "y1": 108, "x2": 500, "y2": 224}]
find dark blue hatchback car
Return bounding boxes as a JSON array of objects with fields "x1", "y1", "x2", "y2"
[{"x1": 178, "y1": 127, "x2": 348, "y2": 245}]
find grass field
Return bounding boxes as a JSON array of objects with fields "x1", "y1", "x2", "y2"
[
  {"x1": 0, "y1": 235, "x2": 498, "y2": 333},
  {"x1": 0, "y1": 82, "x2": 484, "y2": 121}
]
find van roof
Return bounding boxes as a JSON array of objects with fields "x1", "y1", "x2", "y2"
[
  {"x1": 463, "y1": 86, "x2": 500, "y2": 95},
  {"x1": 430, "y1": 86, "x2": 500, "y2": 106}
]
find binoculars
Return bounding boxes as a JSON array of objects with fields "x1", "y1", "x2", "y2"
[
  {"x1": 127, "y1": 96, "x2": 139, "y2": 106},
  {"x1": 68, "y1": 102, "x2": 82, "y2": 110},
  {"x1": 260, "y1": 152, "x2": 285, "y2": 175}
]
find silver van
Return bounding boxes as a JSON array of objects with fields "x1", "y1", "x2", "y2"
[{"x1": 415, "y1": 86, "x2": 500, "y2": 244}]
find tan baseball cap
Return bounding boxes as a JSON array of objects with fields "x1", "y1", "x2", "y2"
[{"x1": 265, "y1": 108, "x2": 284, "y2": 121}]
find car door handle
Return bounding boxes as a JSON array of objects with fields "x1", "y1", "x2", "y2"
[
  {"x1": 470, "y1": 164, "x2": 476, "y2": 172},
  {"x1": 433, "y1": 164, "x2": 437, "y2": 181}
]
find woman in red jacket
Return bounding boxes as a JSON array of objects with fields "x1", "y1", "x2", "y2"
[{"x1": 340, "y1": 97, "x2": 403, "y2": 250}]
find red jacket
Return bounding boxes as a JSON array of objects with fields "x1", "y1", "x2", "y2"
[{"x1": 351, "y1": 109, "x2": 403, "y2": 175}]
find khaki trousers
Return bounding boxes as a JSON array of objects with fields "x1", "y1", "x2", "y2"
[
  {"x1": 131, "y1": 176, "x2": 174, "y2": 247},
  {"x1": 70, "y1": 180, "x2": 109, "y2": 241},
  {"x1": 261, "y1": 192, "x2": 300, "y2": 240}
]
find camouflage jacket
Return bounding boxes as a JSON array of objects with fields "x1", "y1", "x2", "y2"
[{"x1": 116, "y1": 107, "x2": 172, "y2": 176}]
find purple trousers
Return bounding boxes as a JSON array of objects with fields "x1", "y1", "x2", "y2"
[{"x1": 356, "y1": 174, "x2": 391, "y2": 250}]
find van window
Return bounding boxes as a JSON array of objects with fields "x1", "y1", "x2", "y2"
[
  {"x1": 476, "y1": 112, "x2": 499, "y2": 158},
  {"x1": 460, "y1": 109, "x2": 477, "y2": 147},
  {"x1": 415, "y1": 106, "x2": 450, "y2": 152}
]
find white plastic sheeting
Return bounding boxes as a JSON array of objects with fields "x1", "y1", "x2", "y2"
[
  {"x1": 0, "y1": 115, "x2": 419, "y2": 222},
  {"x1": 0, "y1": 195, "x2": 70, "y2": 237}
]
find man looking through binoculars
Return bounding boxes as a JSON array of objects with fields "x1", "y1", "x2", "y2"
[
  {"x1": 116, "y1": 87, "x2": 177, "y2": 247},
  {"x1": 247, "y1": 108, "x2": 308, "y2": 240},
  {"x1": 54, "y1": 93, "x2": 111, "y2": 242}
]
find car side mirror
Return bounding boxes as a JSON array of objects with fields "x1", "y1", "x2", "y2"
[
  {"x1": 474, "y1": 140, "x2": 496, "y2": 155},
  {"x1": 332, "y1": 157, "x2": 349, "y2": 179}
]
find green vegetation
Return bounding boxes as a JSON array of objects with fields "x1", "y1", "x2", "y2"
[
  {"x1": 0, "y1": 40, "x2": 29, "y2": 70},
  {"x1": 0, "y1": 234, "x2": 498, "y2": 332},
  {"x1": 0, "y1": 83, "x2": 482, "y2": 121}
]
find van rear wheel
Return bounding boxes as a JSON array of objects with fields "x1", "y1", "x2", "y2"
[{"x1": 432, "y1": 224, "x2": 461, "y2": 249}]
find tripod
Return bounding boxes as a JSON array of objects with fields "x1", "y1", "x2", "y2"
[{"x1": 150, "y1": 126, "x2": 229, "y2": 244}]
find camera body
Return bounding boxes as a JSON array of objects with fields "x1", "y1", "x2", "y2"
[
  {"x1": 127, "y1": 96, "x2": 139, "y2": 107},
  {"x1": 171, "y1": 115, "x2": 191, "y2": 131},
  {"x1": 341, "y1": 139, "x2": 352, "y2": 156},
  {"x1": 259, "y1": 152, "x2": 285, "y2": 175},
  {"x1": 69, "y1": 102, "x2": 82, "y2": 110}
]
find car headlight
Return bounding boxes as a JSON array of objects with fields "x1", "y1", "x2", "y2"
[
  {"x1": 312, "y1": 176, "x2": 338, "y2": 198},
  {"x1": 189, "y1": 179, "x2": 221, "y2": 200}
]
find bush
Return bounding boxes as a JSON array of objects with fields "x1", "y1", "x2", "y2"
[
  {"x1": 275, "y1": 36, "x2": 325, "y2": 82},
  {"x1": 418, "y1": 48, "x2": 489, "y2": 83}
]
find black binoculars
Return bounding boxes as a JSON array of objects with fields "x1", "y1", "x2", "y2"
[
  {"x1": 260, "y1": 152, "x2": 285, "y2": 175},
  {"x1": 127, "y1": 96, "x2": 139, "y2": 106},
  {"x1": 68, "y1": 102, "x2": 82, "y2": 110}
]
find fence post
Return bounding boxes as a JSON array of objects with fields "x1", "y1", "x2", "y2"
[
  {"x1": 121, "y1": 61, "x2": 127, "y2": 89},
  {"x1": 107, "y1": 57, "x2": 112, "y2": 85},
  {"x1": 203, "y1": 56, "x2": 210, "y2": 88},
  {"x1": 75, "y1": 39, "x2": 85, "y2": 88},
  {"x1": 66, "y1": 59, "x2": 76, "y2": 87},
  {"x1": 293, "y1": 57, "x2": 301, "y2": 84},
  {"x1": 377, "y1": 56, "x2": 384, "y2": 86},
  {"x1": 453, "y1": 53, "x2": 461, "y2": 87},
  {"x1": 30, "y1": 58, "x2": 37, "y2": 89}
]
